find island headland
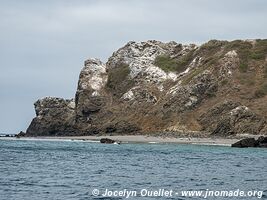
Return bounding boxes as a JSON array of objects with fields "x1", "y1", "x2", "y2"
[{"x1": 22, "y1": 39, "x2": 267, "y2": 139}]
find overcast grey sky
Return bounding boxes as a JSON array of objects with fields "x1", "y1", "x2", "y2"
[{"x1": 0, "y1": 0, "x2": 266, "y2": 134}]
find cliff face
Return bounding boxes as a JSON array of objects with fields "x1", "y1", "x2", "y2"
[{"x1": 25, "y1": 39, "x2": 267, "y2": 136}]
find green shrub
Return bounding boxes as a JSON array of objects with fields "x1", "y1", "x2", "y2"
[
  {"x1": 225, "y1": 40, "x2": 253, "y2": 72},
  {"x1": 198, "y1": 40, "x2": 227, "y2": 59},
  {"x1": 224, "y1": 40, "x2": 267, "y2": 72},
  {"x1": 225, "y1": 40, "x2": 252, "y2": 50},
  {"x1": 106, "y1": 64, "x2": 134, "y2": 97},
  {"x1": 154, "y1": 51, "x2": 195, "y2": 73},
  {"x1": 250, "y1": 52, "x2": 264, "y2": 60},
  {"x1": 200, "y1": 40, "x2": 227, "y2": 51},
  {"x1": 154, "y1": 55, "x2": 178, "y2": 72},
  {"x1": 250, "y1": 39, "x2": 267, "y2": 60}
]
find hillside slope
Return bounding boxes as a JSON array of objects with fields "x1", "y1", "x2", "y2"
[{"x1": 25, "y1": 39, "x2": 267, "y2": 137}]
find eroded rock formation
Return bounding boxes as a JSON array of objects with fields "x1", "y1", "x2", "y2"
[{"x1": 25, "y1": 39, "x2": 267, "y2": 136}]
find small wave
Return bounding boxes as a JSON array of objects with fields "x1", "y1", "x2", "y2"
[
  {"x1": 72, "y1": 139, "x2": 100, "y2": 143},
  {"x1": 191, "y1": 142, "x2": 230, "y2": 146}
]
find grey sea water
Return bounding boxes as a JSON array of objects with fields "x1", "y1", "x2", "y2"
[{"x1": 0, "y1": 139, "x2": 266, "y2": 200}]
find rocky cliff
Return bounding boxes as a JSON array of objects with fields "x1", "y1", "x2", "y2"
[{"x1": 25, "y1": 39, "x2": 267, "y2": 137}]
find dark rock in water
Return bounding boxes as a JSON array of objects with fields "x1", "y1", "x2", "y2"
[
  {"x1": 232, "y1": 136, "x2": 267, "y2": 148},
  {"x1": 100, "y1": 138, "x2": 119, "y2": 144},
  {"x1": 17, "y1": 131, "x2": 26, "y2": 137},
  {"x1": 257, "y1": 136, "x2": 267, "y2": 143},
  {"x1": 257, "y1": 136, "x2": 267, "y2": 147},
  {"x1": 231, "y1": 138, "x2": 258, "y2": 148}
]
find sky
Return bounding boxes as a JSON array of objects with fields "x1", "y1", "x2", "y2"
[{"x1": 0, "y1": 0, "x2": 266, "y2": 134}]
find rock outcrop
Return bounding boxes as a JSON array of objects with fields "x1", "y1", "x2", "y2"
[
  {"x1": 232, "y1": 136, "x2": 267, "y2": 148},
  {"x1": 74, "y1": 58, "x2": 108, "y2": 134},
  {"x1": 199, "y1": 101, "x2": 267, "y2": 136},
  {"x1": 26, "y1": 97, "x2": 76, "y2": 136},
  {"x1": 25, "y1": 39, "x2": 267, "y2": 137},
  {"x1": 100, "y1": 138, "x2": 120, "y2": 144}
]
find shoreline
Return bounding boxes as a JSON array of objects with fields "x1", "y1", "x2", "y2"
[{"x1": 0, "y1": 135, "x2": 243, "y2": 146}]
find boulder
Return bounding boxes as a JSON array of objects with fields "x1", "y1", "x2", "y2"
[
  {"x1": 257, "y1": 136, "x2": 267, "y2": 147},
  {"x1": 17, "y1": 131, "x2": 26, "y2": 137},
  {"x1": 257, "y1": 136, "x2": 267, "y2": 143},
  {"x1": 232, "y1": 136, "x2": 267, "y2": 148},
  {"x1": 231, "y1": 138, "x2": 258, "y2": 148},
  {"x1": 100, "y1": 138, "x2": 120, "y2": 144}
]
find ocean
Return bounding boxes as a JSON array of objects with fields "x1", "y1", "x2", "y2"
[{"x1": 0, "y1": 139, "x2": 266, "y2": 199}]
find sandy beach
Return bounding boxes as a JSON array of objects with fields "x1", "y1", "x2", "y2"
[{"x1": 0, "y1": 135, "x2": 242, "y2": 146}]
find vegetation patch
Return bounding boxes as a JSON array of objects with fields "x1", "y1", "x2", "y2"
[
  {"x1": 154, "y1": 55, "x2": 178, "y2": 72},
  {"x1": 224, "y1": 40, "x2": 267, "y2": 73},
  {"x1": 250, "y1": 39, "x2": 267, "y2": 60},
  {"x1": 198, "y1": 40, "x2": 227, "y2": 58},
  {"x1": 225, "y1": 40, "x2": 253, "y2": 73},
  {"x1": 200, "y1": 40, "x2": 227, "y2": 51},
  {"x1": 154, "y1": 51, "x2": 195, "y2": 73},
  {"x1": 106, "y1": 63, "x2": 134, "y2": 97}
]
